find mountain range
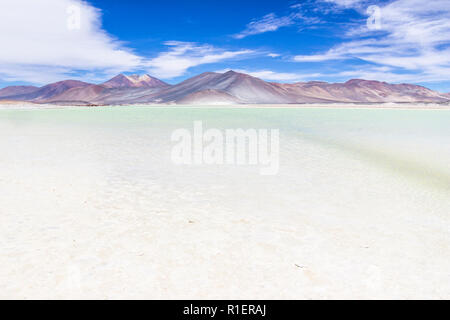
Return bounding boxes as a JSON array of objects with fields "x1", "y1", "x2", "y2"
[{"x1": 1, "y1": 71, "x2": 449, "y2": 105}]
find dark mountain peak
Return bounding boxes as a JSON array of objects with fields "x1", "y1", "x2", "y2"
[
  {"x1": 345, "y1": 79, "x2": 389, "y2": 86},
  {"x1": 345, "y1": 79, "x2": 367, "y2": 85},
  {"x1": 222, "y1": 70, "x2": 252, "y2": 78},
  {"x1": 223, "y1": 70, "x2": 239, "y2": 75},
  {"x1": 307, "y1": 81, "x2": 328, "y2": 85}
]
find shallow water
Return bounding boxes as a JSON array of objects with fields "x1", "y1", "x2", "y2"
[{"x1": 0, "y1": 106, "x2": 449, "y2": 299}]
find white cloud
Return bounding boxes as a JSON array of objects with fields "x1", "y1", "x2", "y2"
[
  {"x1": 145, "y1": 42, "x2": 254, "y2": 79},
  {"x1": 294, "y1": 50, "x2": 343, "y2": 62},
  {"x1": 0, "y1": 0, "x2": 142, "y2": 84},
  {"x1": 233, "y1": 13, "x2": 296, "y2": 39},
  {"x1": 293, "y1": 0, "x2": 450, "y2": 84},
  {"x1": 233, "y1": 4, "x2": 326, "y2": 40},
  {"x1": 268, "y1": 53, "x2": 281, "y2": 58}
]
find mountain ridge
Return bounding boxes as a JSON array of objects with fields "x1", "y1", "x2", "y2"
[{"x1": 1, "y1": 71, "x2": 448, "y2": 105}]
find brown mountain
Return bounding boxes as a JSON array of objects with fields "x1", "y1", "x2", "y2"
[
  {"x1": 45, "y1": 74, "x2": 170, "y2": 104},
  {"x1": 0, "y1": 86, "x2": 39, "y2": 98},
  {"x1": 274, "y1": 79, "x2": 449, "y2": 103},
  {"x1": 5, "y1": 80, "x2": 92, "y2": 102},
  {"x1": 44, "y1": 84, "x2": 108, "y2": 105}
]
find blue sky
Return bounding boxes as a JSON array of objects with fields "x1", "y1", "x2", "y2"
[{"x1": 1, "y1": 0, "x2": 450, "y2": 91}]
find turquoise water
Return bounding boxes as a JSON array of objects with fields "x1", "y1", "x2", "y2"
[{"x1": 2, "y1": 106, "x2": 450, "y2": 189}]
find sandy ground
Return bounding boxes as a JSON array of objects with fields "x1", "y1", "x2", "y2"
[{"x1": 0, "y1": 106, "x2": 449, "y2": 299}]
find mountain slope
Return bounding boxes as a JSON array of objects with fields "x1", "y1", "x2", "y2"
[
  {"x1": 0, "y1": 86, "x2": 39, "y2": 98},
  {"x1": 44, "y1": 84, "x2": 108, "y2": 104},
  {"x1": 5, "y1": 80, "x2": 92, "y2": 102},
  {"x1": 176, "y1": 89, "x2": 243, "y2": 105}
]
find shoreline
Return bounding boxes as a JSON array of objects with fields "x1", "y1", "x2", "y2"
[{"x1": 1, "y1": 102, "x2": 450, "y2": 111}]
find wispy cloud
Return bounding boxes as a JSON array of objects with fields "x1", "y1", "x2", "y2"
[
  {"x1": 293, "y1": 0, "x2": 450, "y2": 83},
  {"x1": 233, "y1": 13, "x2": 296, "y2": 39},
  {"x1": 146, "y1": 42, "x2": 254, "y2": 79},
  {"x1": 294, "y1": 50, "x2": 343, "y2": 62}
]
